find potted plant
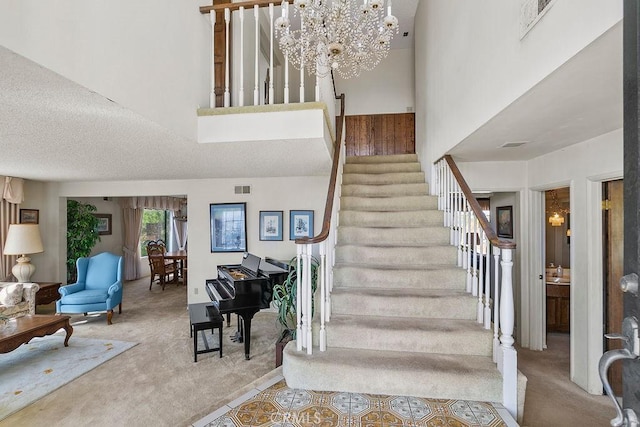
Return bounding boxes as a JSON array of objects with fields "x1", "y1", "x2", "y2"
[
  {"x1": 272, "y1": 255, "x2": 319, "y2": 367},
  {"x1": 66, "y1": 199, "x2": 101, "y2": 283}
]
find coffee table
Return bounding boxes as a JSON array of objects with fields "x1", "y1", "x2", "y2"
[{"x1": 0, "y1": 314, "x2": 73, "y2": 354}]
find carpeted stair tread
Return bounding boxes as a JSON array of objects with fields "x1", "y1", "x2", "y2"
[
  {"x1": 340, "y1": 210, "x2": 443, "y2": 227},
  {"x1": 283, "y1": 343, "x2": 502, "y2": 403},
  {"x1": 332, "y1": 265, "x2": 467, "y2": 289},
  {"x1": 342, "y1": 183, "x2": 429, "y2": 197},
  {"x1": 342, "y1": 172, "x2": 425, "y2": 185},
  {"x1": 341, "y1": 195, "x2": 438, "y2": 211},
  {"x1": 328, "y1": 315, "x2": 493, "y2": 356},
  {"x1": 337, "y1": 226, "x2": 450, "y2": 246},
  {"x1": 331, "y1": 288, "x2": 477, "y2": 319},
  {"x1": 346, "y1": 154, "x2": 418, "y2": 164},
  {"x1": 344, "y1": 162, "x2": 422, "y2": 174},
  {"x1": 336, "y1": 245, "x2": 457, "y2": 266}
]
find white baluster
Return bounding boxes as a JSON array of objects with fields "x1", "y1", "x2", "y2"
[
  {"x1": 209, "y1": 11, "x2": 216, "y2": 108},
  {"x1": 444, "y1": 165, "x2": 450, "y2": 227},
  {"x1": 437, "y1": 161, "x2": 443, "y2": 210},
  {"x1": 466, "y1": 201, "x2": 473, "y2": 293},
  {"x1": 305, "y1": 244, "x2": 313, "y2": 354},
  {"x1": 238, "y1": 6, "x2": 245, "y2": 106},
  {"x1": 477, "y1": 224, "x2": 484, "y2": 324},
  {"x1": 299, "y1": 21, "x2": 305, "y2": 102},
  {"x1": 320, "y1": 241, "x2": 327, "y2": 351},
  {"x1": 499, "y1": 247, "x2": 517, "y2": 419},
  {"x1": 472, "y1": 214, "x2": 478, "y2": 298},
  {"x1": 458, "y1": 194, "x2": 465, "y2": 268},
  {"x1": 296, "y1": 244, "x2": 303, "y2": 351},
  {"x1": 254, "y1": 5, "x2": 260, "y2": 106},
  {"x1": 269, "y1": 3, "x2": 275, "y2": 104},
  {"x1": 493, "y1": 246, "x2": 501, "y2": 362},
  {"x1": 484, "y1": 233, "x2": 491, "y2": 330},
  {"x1": 224, "y1": 8, "x2": 231, "y2": 107}
]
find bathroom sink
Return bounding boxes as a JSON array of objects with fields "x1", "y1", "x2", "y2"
[{"x1": 547, "y1": 276, "x2": 571, "y2": 284}]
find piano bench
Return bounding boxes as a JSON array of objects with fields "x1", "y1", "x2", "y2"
[{"x1": 188, "y1": 303, "x2": 224, "y2": 362}]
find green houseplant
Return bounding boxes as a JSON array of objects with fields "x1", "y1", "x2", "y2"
[
  {"x1": 272, "y1": 255, "x2": 319, "y2": 366},
  {"x1": 66, "y1": 199, "x2": 101, "y2": 282}
]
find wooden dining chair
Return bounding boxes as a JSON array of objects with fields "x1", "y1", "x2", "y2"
[{"x1": 147, "y1": 241, "x2": 177, "y2": 290}]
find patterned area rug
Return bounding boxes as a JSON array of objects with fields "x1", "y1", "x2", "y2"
[
  {"x1": 0, "y1": 335, "x2": 137, "y2": 420},
  {"x1": 195, "y1": 376, "x2": 514, "y2": 427}
]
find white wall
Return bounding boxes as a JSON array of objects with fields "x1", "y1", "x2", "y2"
[
  {"x1": 44, "y1": 175, "x2": 328, "y2": 304},
  {"x1": 336, "y1": 48, "x2": 415, "y2": 116},
  {"x1": 415, "y1": 0, "x2": 623, "y2": 167},
  {"x1": 458, "y1": 128, "x2": 623, "y2": 394},
  {"x1": 0, "y1": 0, "x2": 211, "y2": 140}
]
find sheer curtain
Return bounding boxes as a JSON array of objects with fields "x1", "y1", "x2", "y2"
[
  {"x1": 119, "y1": 197, "x2": 184, "y2": 280},
  {"x1": 0, "y1": 177, "x2": 24, "y2": 280}
]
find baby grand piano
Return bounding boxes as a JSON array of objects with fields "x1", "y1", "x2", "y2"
[{"x1": 205, "y1": 253, "x2": 287, "y2": 360}]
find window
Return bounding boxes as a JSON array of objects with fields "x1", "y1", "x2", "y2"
[{"x1": 140, "y1": 209, "x2": 169, "y2": 256}]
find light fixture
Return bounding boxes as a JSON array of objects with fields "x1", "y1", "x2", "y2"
[
  {"x1": 546, "y1": 189, "x2": 569, "y2": 227},
  {"x1": 3, "y1": 224, "x2": 44, "y2": 282},
  {"x1": 275, "y1": 0, "x2": 399, "y2": 79}
]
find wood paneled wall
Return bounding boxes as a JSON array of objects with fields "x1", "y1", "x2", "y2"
[{"x1": 345, "y1": 113, "x2": 415, "y2": 157}]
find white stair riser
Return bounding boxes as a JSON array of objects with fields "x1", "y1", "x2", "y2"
[
  {"x1": 333, "y1": 266, "x2": 467, "y2": 290},
  {"x1": 331, "y1": 291, "x2": 477, "y2": 319},
  {"x1": 340, "y1": 210, "x2": 443, "y2": 227}
]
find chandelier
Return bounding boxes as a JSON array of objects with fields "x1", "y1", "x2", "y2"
[
  {"x1": 547, "y1": 190, "x2": 569, "y2": 227},
  {"x1": 275, "y1": 0, "x2": 399, "y2": 79}
]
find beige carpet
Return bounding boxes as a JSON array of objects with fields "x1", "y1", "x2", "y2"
[
  {"x1": 1, "y1": 278, "x2": 281, "y2": 427},
  {"x1": 0, "y1": 277, "x2": 618, "y2": 426}
]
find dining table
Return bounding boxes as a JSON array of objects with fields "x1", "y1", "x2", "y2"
[{"x1": 164, "y1": 250, "x2": 187, "y2": 285}]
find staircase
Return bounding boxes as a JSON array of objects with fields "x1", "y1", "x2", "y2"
[{"x1": 283, "y1": 154, "x2": 525, "y2": 413}]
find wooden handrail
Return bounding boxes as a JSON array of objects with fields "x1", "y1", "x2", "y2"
[
  {"x1": 200, "y1": 0, "x2": 274, "y2": 14},
  {"x1": 442, "y1": 155, "x2": 516, "y2": 250},
  {"x1": 296, "y1": 94, "x2": 346, "y2": 245}
]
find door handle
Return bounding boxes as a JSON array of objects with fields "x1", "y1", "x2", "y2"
[
  {"x1": 599, "y1": 316, "x2": 640, "y2": 427},
  {"x1": 621, "y1": 273, "x2": 639, "y2": 296}
]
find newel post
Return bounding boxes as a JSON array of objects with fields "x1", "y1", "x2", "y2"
[{"x1": 499, "y1": 247, "x2": 517, "y2": 418}]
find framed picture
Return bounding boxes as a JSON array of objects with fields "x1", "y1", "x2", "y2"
[
  {"x1": 94, "y1": 213, "x2": 112, "y2": 235},
  {"x1": 210, "y1": 203, "x2": 247, "y2": 252},
  {"x1": 289, "y1": 210, "x2": 314, "y2": 240},
  {"x1": 496, "y1": 206, "x2": 513, "y2": 239},
  {"x1": 259, "y1": 211, "x2": 283, "y2": 241},
  {"x1": 19, "y1": 209, "x2": 39, "y2": 224}
]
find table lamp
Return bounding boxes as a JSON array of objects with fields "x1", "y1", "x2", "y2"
[{"x1": 3, "y1": 224, "x2": 44, "y2": 282}]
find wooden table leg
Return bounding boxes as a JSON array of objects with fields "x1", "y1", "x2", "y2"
[{"x1": 63, "y1": 321, "x2": 73, "y2": 347}]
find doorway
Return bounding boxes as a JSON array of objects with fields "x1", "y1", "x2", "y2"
[
  {"x1": 545, "y1": 188, "x2": 571, "y2": 336},
  {"x1": 603, "y1": 179, "x2": 624, "y2": 396}
]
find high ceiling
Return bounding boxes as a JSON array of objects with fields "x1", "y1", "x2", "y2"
[{"x1": 0, "y1": 2, "x2": 624, "y2": 182}]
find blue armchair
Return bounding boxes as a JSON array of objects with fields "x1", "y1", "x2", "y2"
[{"x1": 57, "y1": 252, "x2": 124, "y2": 325}]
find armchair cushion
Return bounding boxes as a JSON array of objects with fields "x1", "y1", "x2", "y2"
[
  {"x1": 0, "y1": 283, "x2": 23, "y2": 306},
  {"x1": 60, "y1": 289, "x2": 109, "y2": 305}
]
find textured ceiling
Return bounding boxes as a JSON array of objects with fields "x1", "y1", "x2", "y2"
[{"x1": 0, "y1": 46, "x2": 332, "y2": 182}]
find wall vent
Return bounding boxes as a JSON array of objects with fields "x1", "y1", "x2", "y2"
[{"x1": 234, "y1": 185, "x2": 251, "y2": 195}]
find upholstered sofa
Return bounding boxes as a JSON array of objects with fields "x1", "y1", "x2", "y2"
[{"x1": 0, "y1": 282, "x2": 39, "y2": 319}]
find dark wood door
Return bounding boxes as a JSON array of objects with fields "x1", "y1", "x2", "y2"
[
  {"x1": 345, "y1": 113, "x2": 415, "y2": 156},
  {"x1": 622, "y1": 0, "x2": 640, "y2": 414},
  {"x1": 604, "y1": 179, "x2": 624, "y2": 396}
]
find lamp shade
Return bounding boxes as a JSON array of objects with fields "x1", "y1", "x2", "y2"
[{"x1": 3, "y1": 224, "x2": 44, "y2": 255}]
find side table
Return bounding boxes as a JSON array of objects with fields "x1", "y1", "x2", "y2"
[
  {"x1": 189, "y1": 302, "x2": 223, "y2": 362},
  {"x1": 35, "y1": 282, "x2": 62, "y2": 306}
]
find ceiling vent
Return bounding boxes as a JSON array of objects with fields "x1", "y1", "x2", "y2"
[
  {"x1": 234, "y1": 185, "x2": 251, "y2": 195},
  {"x1": 499, "y1": 141, "x2": 528, "y2": 148}
]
